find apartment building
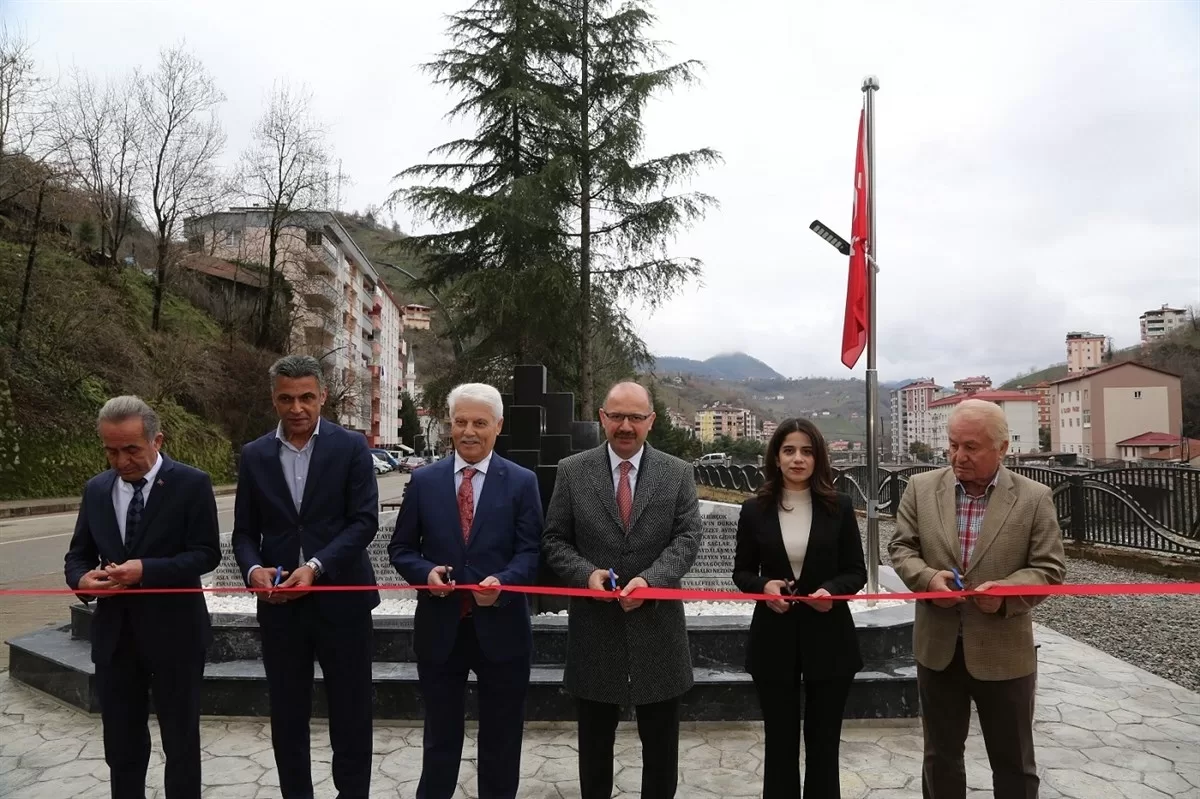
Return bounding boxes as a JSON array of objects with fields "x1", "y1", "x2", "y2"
[
  {"x1": 953, "y1": 375, "x2": 992, "y2": 394},
  {"x1": 1049, "y1": 362, "x2": 1182, "y2": 460},
  {"x1": 403, "y1": 304, "x2": 433, "y2": 331},
  {"x1": 889, "y1": 379, "x2": 943, "y2": 459},
  {"x1": 761, "y1": 420, "x2": 778, "y2": 442},
  {"x1": 186, "y1": 208, "x2": 406, "y2": 447},
  {"x1": 666, "y1": 409, "x2": 693, "y2": 435},
  {"x1": 926, "y1": 391, "x2": 1040, "y2": 455},
  {"x1": 1018, "y1": 380, "x2": 1054, "y2": 430},
  {"x1": 1139, "y1": 305, "x2": 1188, "y2": 344},
  {"x1": 1066, "y1": 331, "x2": 1106, "y2": 375},
  {"x1": 693, "y1": 405, "x2": 758, "y2": 443}
]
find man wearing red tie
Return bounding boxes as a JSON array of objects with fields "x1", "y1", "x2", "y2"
[{"x1": 388, "y1": 383, "x2": 543, "y2": 799}]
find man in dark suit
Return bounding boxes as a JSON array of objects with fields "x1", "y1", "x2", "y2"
[
  {"x1": 232, "y1": 355, "x2": 379, "y2": 799},
  {"x1": 542, "y1": 381, "x2": 703, "y2": 799},
  {"x1": 389, "y1": 382, "x2": 542, "y2": 799},
  {"x1": 64, "y1": 395, "x2": 221, "y2": 799}
]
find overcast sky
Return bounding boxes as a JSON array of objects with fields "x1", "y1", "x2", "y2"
[{"x1": 10, "y1": 0, "x2": 1199, "y2": 384}]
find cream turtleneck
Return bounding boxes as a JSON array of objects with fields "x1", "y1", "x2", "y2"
[{"x1": 778, "y1": 487, "x2": 813, "y2": 579}]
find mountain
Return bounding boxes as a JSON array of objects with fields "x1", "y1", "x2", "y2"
[{"x1": 649, "y1": 352, "x2": 784, "y2": 381}]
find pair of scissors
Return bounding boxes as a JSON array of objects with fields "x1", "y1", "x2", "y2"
[
  {"x1": 950, "y1": 567, "x2": 965, "y2": 591},
  {"x1": 607, "y1": 568, "x2": 618, "y2": 592}
]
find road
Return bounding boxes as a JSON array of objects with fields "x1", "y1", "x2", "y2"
[{"x1": 0, "y1": 471, "x2": 410, "y2": 669}]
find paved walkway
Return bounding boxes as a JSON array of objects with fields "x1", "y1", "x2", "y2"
[{"x1": 1, "y1": 627, "x2": 1198, "y2": 798}]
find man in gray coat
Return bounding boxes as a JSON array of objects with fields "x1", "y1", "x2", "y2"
[{"x1": 542, "y1": 381, "x2": 703, "y2": 799}]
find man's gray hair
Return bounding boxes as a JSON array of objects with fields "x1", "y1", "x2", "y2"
[
  {"x1": 269, "y1": 354, "x2": 324, "y2": 388},
  {"x1": 949, "y1": 399, "x2": 1009, "y2": 449},
  {"x1": 97, "y1": 396, "x2": 161, "y2": 441},
  {"x1": 447, "y1": 383, "x2": 504, "y2": 421}
]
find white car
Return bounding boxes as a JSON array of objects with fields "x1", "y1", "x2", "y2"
[{"x1": 371, "y1": 454, "x2": 392, "y2": 475}]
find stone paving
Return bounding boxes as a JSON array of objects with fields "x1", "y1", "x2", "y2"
[{"x1": 1, "y1": 626, "x2": 1198, "y2": 798}]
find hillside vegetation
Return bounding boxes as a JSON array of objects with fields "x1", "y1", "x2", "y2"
[{"x1": 0, "y1": 239, "x2": 279, "y2": 499}]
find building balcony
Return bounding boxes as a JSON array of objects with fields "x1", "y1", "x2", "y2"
[
  {"x1": 303, "y1": 326, "x2": 335, "y2": 350},
  {"x1": 302, "y1": 279, "x2": 339, "y2": 312}
]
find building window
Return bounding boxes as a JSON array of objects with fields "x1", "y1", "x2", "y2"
[
  {"x1": 1013, "y1": 434, "x2": 1021, "y2": 442},
  {"x1": 1083, "y1": 389, "x2": 1089, "y2": 400},
  {"x1": 1061, "y1": 419, "x2": 1065, "y2": 428},
  {"x1": 224, "y1": 229, "x2": 241, "y2": 247},
  {"x1": 306, "y1": 230, "x2": 323, "y2": 246},
  {"x1": 1134, "y1": 390, "x2": 1142, "y2": 399},
  {"x1": 1082, "y1": 409, "x2": 1090, "y2": 426}
]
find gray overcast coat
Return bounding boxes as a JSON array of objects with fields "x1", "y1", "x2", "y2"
[{"x1": 541, "y1": 443, "x2": 703, "y2": 706}]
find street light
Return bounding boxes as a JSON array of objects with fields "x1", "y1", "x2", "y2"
[
  {"x1": 809, "y1": 220, "x2": 851, "y2": 256},
  {"x1": 374, "y1": 260, "x2": 464, "y2": 358}
]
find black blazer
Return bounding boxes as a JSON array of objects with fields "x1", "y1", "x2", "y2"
[
  {"x1": 64, "y1": 455, "x2": 221, "y2": 665},
  {"x1": 232, "y1": 420, "x2": 380, "y2": 616},
  {"x1": 732, "y1": 491, "x2": 867, "y2": 680}
]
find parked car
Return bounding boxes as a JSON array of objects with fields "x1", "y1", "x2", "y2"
[
  {"x1": 694, "y1": 452, "x2": 731, "y2": 468},
  {"x1": 400, "y1": 455, "x2": 427, "y2": 472},
  {"x1": 370, "y1": 449, "x2": 400, "y2": 471},
  {"x1": 386, "y1": 446, "x2": 414, "y2": 463},
  {"x1": 371, "y1": 453, "x2": 392, "y2": 475}
]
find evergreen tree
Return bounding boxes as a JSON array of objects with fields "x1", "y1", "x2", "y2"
[
  {"x1": 399, "y1": 391, "x2": 422, "y2": 449},
  {"x1": 544, "y1": 0, "x2": 721, "y2": 417}
]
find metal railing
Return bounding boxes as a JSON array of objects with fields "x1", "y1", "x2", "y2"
[{"x1": 695, "y1": 463, "x2": 1200, "y2": 555}]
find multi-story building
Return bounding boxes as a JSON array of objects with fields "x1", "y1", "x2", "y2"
[
  {"x1": 1049, "y1": 362, "x2": 1182, "y2": 460},
  {"x1": 666, "y1": 409, "x2": 693, "y2": 436},
  {"x1": 925, "y1": 391, "x2": 1040, "y2": 455},
  {"x1": 1066, "y1": 331, "x2": 1106, "y2": 375},
  {"x1": 761, "y1": 420, "x2": 778, "y2": 442},
  {"x1": 1018, "y1": 380, "x2": 1054, "y2": 430},
  {"x1": 186, "y1": 208, "x2": 405, "y2": 447},
  {"x1": 889, "y1": 379, "x2": 943, "y2": 460},
  {"x1": 953, "y1": 375, "x2": 992, "y2": 394},
  {"x1": 693, "y1": 405, "x2": 757, "y2": 443},
  {"x1": 1139, "y1": 305, "x2": 1188, "y2": 344},
  {"x1": 402, "y1": 304, "x2": 433, "y2": 331}
]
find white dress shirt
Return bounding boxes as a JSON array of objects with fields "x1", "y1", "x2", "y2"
[
  {"x1": 112, "y1": 453, "x2": 164, "y2": 543},
  {"x1": 607, "y1": 444, "x2": 644, "y2": 496},
  {"x1": 454, "y1": 450, "x2": 492, "y2": 512}
]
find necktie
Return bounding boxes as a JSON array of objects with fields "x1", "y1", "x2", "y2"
[
  {"x1": 457, "y1": 466, "x2": 477, "y2": 542},
  {"x1": 124, "y1": 478, "x2": 147, "y2": 548},
  {"x1": 617, "y1": 461, "x2": 633, "y2": 529}
]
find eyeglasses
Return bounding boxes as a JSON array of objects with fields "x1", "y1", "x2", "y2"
[{"x1": 601, "y1": 411, "x2": 651, "y2": 424}]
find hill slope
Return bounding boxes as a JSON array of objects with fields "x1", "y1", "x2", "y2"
[{"x1": 650, "y1": 351, "x2": 784, "y2": 380}]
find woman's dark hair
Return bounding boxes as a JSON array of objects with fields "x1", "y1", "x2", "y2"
[{"x1": 756, "y1": 417, "x2": 840, "y2": 515}]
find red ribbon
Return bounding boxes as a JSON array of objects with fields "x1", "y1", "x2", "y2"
[{"x1": 0, "y1": 582, "x2": 1195, "y2": 601}]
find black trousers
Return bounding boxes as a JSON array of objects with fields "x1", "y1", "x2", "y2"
[
  {"x1": 259, "y1": 597, "x2": 374, "y2": 799},
  {"x1": 918, "y1": 640, "x2": 1038, "y2": 799},
  {"x1": 95, "y1": 622, "x2": 205, "y2": 799},
  {"x1": 576, "y1": 696, "x2": 680, "y2": 799},
  {"x1": 752, "y1": 668, "x2": 854, "y2": 799},
  {"x1": 415, "y1": 617, "x2": 531, "y2": 799}
]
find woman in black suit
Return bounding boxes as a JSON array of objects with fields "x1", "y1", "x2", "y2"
[{"x1": 732, "y1": 417, "x2": 868, "y2": 798}]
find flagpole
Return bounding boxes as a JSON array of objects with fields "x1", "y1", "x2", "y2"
[{"x1": 862, "y1": 75, "x2": 880, "y2": 596}]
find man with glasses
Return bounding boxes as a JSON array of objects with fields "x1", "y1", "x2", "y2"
[{"x1": 542, "y1": 381, "x2": 703, "y2": 799}]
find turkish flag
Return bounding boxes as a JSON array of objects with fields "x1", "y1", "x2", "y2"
[{"x1": 841, "y1": 110, "x2": 869, "y2": 369}]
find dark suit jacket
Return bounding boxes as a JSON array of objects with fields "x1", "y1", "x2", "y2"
[
  {"x1": 231, "y1": 420, "x2": 380, "y2": 615},
  {"x1": 388, "y1": 453, "x2": 543, "y2": 664},
  {"x1": 732, "y1": 492, "x2": 867, "y2": 681},
  {"x1": 64, "y1": 455, "x2": 221, "y2": 665}
]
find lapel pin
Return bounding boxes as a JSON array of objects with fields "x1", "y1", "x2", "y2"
[{"x1": 157, "y1": 479, "x2": 165, "y2": 487}]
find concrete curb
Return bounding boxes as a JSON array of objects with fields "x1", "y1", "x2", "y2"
[{"x1": 0, "y1": 485, "x2": 238, "y2": 520}]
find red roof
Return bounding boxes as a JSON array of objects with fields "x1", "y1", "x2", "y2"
[
  {"x1": 179, "y1": 253, "x2": 268, "y2": 288},
  {"x1": 1143, "y1": 441, "x2": 1200, "y2": 460},
  {"x1": 1116, "y1": 432, "x2": 1188, "y2": 447},
  {"x1": 928, "y1": 390, "x2": 1039, "y2": 409},
  {"x1": 1048, "y1": 361, "x2": 1181, "y2": 386}
]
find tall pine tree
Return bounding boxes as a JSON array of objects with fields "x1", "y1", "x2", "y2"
[{"x1": 544, "y1": 0, "x2": 721, "y2": 416}]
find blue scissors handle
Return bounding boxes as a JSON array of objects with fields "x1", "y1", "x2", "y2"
[
  {"x1": 273, "y1": 567, "x2": 284, "y2": 588},
  {"x1": 607, "y1": 568, "x2": 618, "y2": 592},
  {"x1": 950, "y1": 567, "x2": 965, "y2": 590}
]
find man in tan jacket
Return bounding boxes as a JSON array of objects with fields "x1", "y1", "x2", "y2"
[{"x1": 890, "y1": 399, "x2": 1066, "y2": 799}]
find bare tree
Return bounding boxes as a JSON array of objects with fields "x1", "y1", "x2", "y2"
[
  {"x1": 55, "y1": 68, "x2": 142, "y2": 265},
  {"x1": 0, "y1": 23, "x2": 55, "y2": 205},
  {"x1": 137, "y1": 43, "x2": 226, "y2": 331},
  {"x1": 238, "y1": 83, "x2": 330, "y2": 346}
]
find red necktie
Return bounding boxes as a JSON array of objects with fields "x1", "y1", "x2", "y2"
[
  {"x1": 457, "y1": 466, "x2": 476, "y2": 542},
  {"x1": 617, "y1": 461, "x2": 633, "y2": 529},
  {"x1": 456, "y1": 466, "x2": 477, "y2": 618}
]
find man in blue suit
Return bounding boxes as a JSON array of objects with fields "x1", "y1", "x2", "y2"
[
  {"x1": 64, "y1": 395, "x2": 221, "y2": 799},
  {"x1": 232, "y1": 355, "x2": 379, "y2": 799},
  {"x1": 389, "y1": 382, "x2": 542, "y2": 799}
]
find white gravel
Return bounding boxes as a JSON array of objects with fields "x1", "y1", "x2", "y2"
[{"x1": 869, "y1": 518, "x2": 1200, "y2": 693}]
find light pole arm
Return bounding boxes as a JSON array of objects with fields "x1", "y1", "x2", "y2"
[{"x1": 375, "y1": 261, "x2": 464, "y2": 357}]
